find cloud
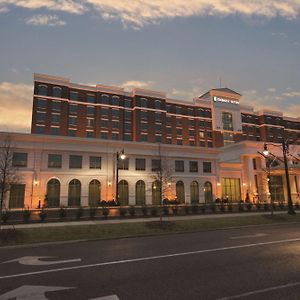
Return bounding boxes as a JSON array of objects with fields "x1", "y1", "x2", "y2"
[
  {"x1": 0, "y1": 6, "x2": 9, "y2": 13},
  {"x1": 25, "y1": 14, "x2": 66, "y2": 26},
  {"x1": 168, "y1": 87, "x2": 203, "y2": 100},
  {"x1": 1, "y1": 0, "x2": 86, "y2": 14},
  {"x1": 2, "y1": 1, "x2": 300, "y2": 28},
  {"x1": 266, "y1": 88, "x2": 276, "y2": 93},
  {"x1": 121, "y1": 80, "x2": 155, "y2": 90},
  {"x1": 0, "y1": 82, "x2": 33, "y2": 132},
  {"x1": 282, "y1": 91, "x2": 300, "y2": 97}
]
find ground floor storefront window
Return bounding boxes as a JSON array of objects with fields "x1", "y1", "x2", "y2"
[
  {"x1": 269, "y1": 176, "x2": 284, "y2": 202},
  {"x1": 221, "y1": 178, "x2": 241, "y2": 202}
]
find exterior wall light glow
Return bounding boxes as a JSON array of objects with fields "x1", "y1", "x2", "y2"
[{"x1": 263, "y1": 144, "x2": 269, "y2": 156}]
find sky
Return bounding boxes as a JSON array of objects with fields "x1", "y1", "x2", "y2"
[{"x1": 0, "y1": 0, "x2": 300, "y2": 132}]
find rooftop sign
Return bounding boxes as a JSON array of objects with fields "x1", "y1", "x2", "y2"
[{"x1": 213, "y1": 96, "x2": 239, "y2": 105}]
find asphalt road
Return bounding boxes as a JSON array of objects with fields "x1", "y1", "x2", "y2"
[{"x1": 1, "y1": 223, "x2": 300, "y2": 299}]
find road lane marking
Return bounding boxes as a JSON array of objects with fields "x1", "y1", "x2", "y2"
[
  {"x1": 1, "y1": 256, "x2": 81, "y2": 266},
  {"x1": 1, "y1": 237, "x2": 300, "y2": 280},
  {"x1": 218, "y1": 281, "x2": 300, "y2": 299},
  {"x1": 0, "y1": 285, "x2": 74, "y2": 300},
  {"x1": 230, "y1": 233, "x2": 268, "y2": 240},
  {"x1": 90, "y1": 296, "x2": 120, "y2": 300}
]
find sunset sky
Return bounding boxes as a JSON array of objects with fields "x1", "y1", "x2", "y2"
[{"x1": 0, "y1": 1, "x2": 300, "y2": 132}]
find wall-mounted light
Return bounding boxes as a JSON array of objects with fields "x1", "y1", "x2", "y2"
[
  {"x1": 217, "y1": 182, "x2": 221, "y2": 186},
  {"x1": 33, "y1": 179, "x2": 39, "y2": 186},
  {"x1": 108, "y1": 181, "x2": 112, "y2": 186},
  {"x1": 242, "y1": 183, "x2": 246, "y2": 187}
]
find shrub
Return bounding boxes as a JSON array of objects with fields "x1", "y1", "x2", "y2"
[
  {"x1": 163, "y1": 206, "x2": 169, "y2": 216},
  {"x1": 184, "y1": 205, "x2": 190, "y2": 215},
  {"x1": 191, "y1": 204, "x2": 198, "y2": 214},
  {"x1": 89, "y1": 207, "x2": 97, "y2": 219},
  {"x1": 279, "y1": 202, "x2": 284, "y2": 210},
  {"x1": 129, "y1": 206, "x2": 135, "y2": 217},
  {"x1": 263, "y1": 203, "x2": 269, "y2": 211},
  {"x1": 227, "y1": 203, "x2": 233, "y2": 212},
  {"x1": 238, "y1": 203, "x2": 244, "y2": 212},
  {"x1": 210, "y1": 203, "x2": 216, "y2": 213},
  {"x1": 22, "y1": 208, "x2": 31, "y2": 223},
  {"x1": 1, "y1": 210, "x2": 10, "y2": 224},
  {"x1": 246, "y1": 203, "x2": 253, "y2": 212},
  {"x1": 151, "y1": 207, "x2": 158, "y2": 217},
  {"x1": 172, "y1": 206, "x2": 178, "y2": 215},
  {"x1": 200, "y1": 204, "x2": 206, "y2": 214},
  {"x1": 102, "y1": 207, "x2": 110, "y2": 218},
  {"x1": 219, "y1": 203, "x2": 225, "y2": 213},
  {"x1": 141, "y1": 206, "x2": 148, "y2": 217},
  {"x1": 76, "y1": 206, "x2": 83, "y2": 220},
  {"x1": 256, "y1": 203, "x2": 261, "y2": 211},
  {"x1": 271, "y1": 202, "x2": 277, "y2": 211},
  {"x1": 59, "y1": 207, "x2": 66, "y2": 220},
  {"x1": 38, "y1": 208, "x2": 47, "y2": 222},
  {"x1": 119, "y1": 207, "x2": 127, "y2": 218}
]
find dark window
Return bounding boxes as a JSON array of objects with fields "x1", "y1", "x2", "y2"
[
  {"x1": 48, "y1": 154, "x2": 62, "y2": 168},
  {"x1": 155, "y1": 135, "x2": 162, "y2": 142},
  {"x1": 176, "y1": 106, "x2": 181, "y2": 115},
  {"x1": 9, "y1": 184, "x2": 25, "y2": 208},
  {"x1": 112, "y1": 133, "x2": 119, "y2": 140},
  {"x1": 87, "y1": 106, "x2": 95, "y2": 116},
  {"x1": 175, "y1": 160, "x2": 184, "y2": 172},
  {"x1": 176, "y1": 128, "x2": 182, "y2": 136},
  {"x1": 50, "y1": 127, "x2": 59, "y2": 135},
  {"x1": 86, "y1": 131, "x2": 94, "y2": 138},
  {"x1": 69, "y1": 116, "x2": 77, "y2": 126},
  {"x1": 36, "y1": 113, "x2": 46, "y2": 122},
  {"x1": 112, "y1": 121, "x2": 119, "y2": 129},
  {"x1": 252, "y1": 158, "x2": 257, "y2": 170},
  {"x1": 203, "y1": 162, "x2": 212, "y2": 173},
  {"x1": 101, "y1": 120, "x2": 108, "y2": 128},
  {"x1": 51, "y1": 114, "x2": 60, "y2": 124},
  {"x1": 140, "y1": 111, "x2": 148, "y2": 120},
  {"x1": 112, "y1": 109, "x2": 119, "y2": 118},
  {"x1": 37, "y1": 85, "x2": 47, "y2": 96},
  {"x1": 140, "y1": 98, "x2": 147, "y2": 108},
  {"x1": 155, "y1": 113, "x2": 162, "y2": 122},
  {"x1": 87, "y1": 94, "x2": 95, "y2": 103},
  {"x1": 155, "y1": 100, "x2": 161, "y2": 109},
  {"x1": 69, "y1": 155, "x2": 82, "y2": 169},
  {"x1": 136, "y1": 158, "x2": 146, "y2": 171},
  {"x1": 36, "y1": 98, "x2": 47, "y2": 109},
  {"x1": 52, "y1": 101, "x2": 61, "y2": 111},
  {"x1": 36, "y1": 126, "x2": 45, "y2": 134},
  {"x1": 156, "y1": 124, "x2": 162, "y2": 132},
  {"x1": 177, "y1": 139, "x2": 183, "y2": 145},
  {"x1": 101, "y1": 132, "x2": 108, "y2": 139},
  {"x1": 53, "y1": 87, "x2": 62, "y2": 98},
  {"x1": 140, "y1": 134, "x2": 148, "y2": 142},
  {"x1": 189, "y1": 161, "x2": 198, "y2": 172},
  {"x1": 12, "y1": 152, "x2": 27, "y2": 167},
  {"x1": 101, "y1": 94, "x2": 109, "y2": 104},
  {"x1": 89, "y1": 156, "x2": 101, "y2": 169},
  {"x1": 124, "y1": 99, "x2": 131, "y2": 108},
  {"x1": 69, "y1": 104, "x2": 77, "y2": 114},
  {"x1": 68, "y1": 129, "x2": 76, "y2": 137},
  {"x1": 207, "y1": 141, "x2": 213, "y2": 148},
  {"x1": 152, "y1": 159, "x2": 161, "y2": 171},
  {"x1": 118, "y1": 158, "x2": 129, "y2": 170},
  {"x1": 112, "y1": 96, "x2": 120, "y2": 106},
  {"x1": 101, "y1": 107, "x2": 109, "y2": 116},
  {"x1": 123, "y1": 133, "x2": 131, "y2": 141},
  {"x1": 200, "y1": 141, "x2": 206, "y2": 147},
  {"x1": 124, "y1": 110, "x2": 132, "y2": 120},
  {"x1": 124, "y1": 122, "x2": 131, "y2": 132},
  {"x1": 70, "y1": 91, "x2": 78, "y2": 101}
]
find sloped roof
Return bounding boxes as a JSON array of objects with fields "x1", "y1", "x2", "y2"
[{"x1": 210, "y1": 88, "x2": 241, "y2": 96}]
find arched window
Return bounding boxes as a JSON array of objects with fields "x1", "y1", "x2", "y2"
[
  {"x1": 112, "y1": 95, "x2": 120, "y2": 106},
  {"x1": 47, "y1": 179, "x2": 60, "y2": 207},
  {"x1": 152, "y1": 180, "x2": 161, "y2": 205},
  {"x1": 136, "y1": 180, "x2": 145, "y2": 205},
  {"x1": 37, "y1": 85, "x2": 47, "y2": 96},
  {"x1": 190, "y1": 181, "x2": 199, "y2": 204},
  {"x1": 68, "y1": 179, "x2": 81, "y2": 206},
  {"x1": 118, "y1": 180, "x2": 128, "y2": 206},
  {"x1": 53, "y1": 87, "x2": 62, "y2": 98},
  {"x1": 155, "y1": 100, "x2": 161, "y2": 109},
  {"x1": 176, "y1": 181, "x2": 185, "y2": 204},
  {"x1": 88, "y1": 180, "x2": 101, "y2": 207},
  {"x1": 101, "y1": 94, "x2": 110, "y2": 104},
  {"x1": 204, "y1": 181, "x2": 213, "y2": 203},
  {"x1": 140, "y1": 98, "x2": 147, "y2": 108}
]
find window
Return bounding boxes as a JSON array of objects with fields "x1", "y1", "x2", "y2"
[
  {"x1": 140, "y1": 98, "x2": 147, "y2": 108},
  {"x1": 177, "y1": 139, "x2": 183, "y2": 145},
  {"x1": 69, "y1": 104, "x2": 77, "y2": 114},
  {"x1": 166, "y1": 127, "x2": 172, "y2": 134},
  {"x1": 36, "y1": 98, "x2": 47, "y2": 109},
  {"x1": 112, "y1": 96, "x2": 120, "y2": 106},
  {"x1": 9, "y1": 184, "x2": 25, "y2": 208},
  {"x1": 152, "y1": 180, "x2": 161, "y2": 205},
  {"x1": 136, "y1": 180, "x2": 145, "y2": 205},
  {"x1": 155, "y1": 112, "x2": 162, "y2": 122},
  {"x1": 68, "y1": 179, "x2": 81, "y2": 206},
  {"x1": 51, "y1": 114, "x2": 60, "y2": 124},
  {"x1": 155, "y1": 100, "x2": 161, "y2": 109},
  {"x1": 112, "y1": 121, "x2": 119, "y2": 129},
  {"x1": 189, "y1": 130, "x2": 194, "y2": 137},
  {"x1": 156, "y1": 124, "x2": 162, "y2": 132},
  {"x1": 89, "y1": 156, "x2": 101, "y2": 169},
  {"x1": 155, "y1": 135, "x2": 162, "y2": 142},
  {"x1": 101, "y1": 120, "x2": 108, "y2": 128},
  {"x1": 136, "y1": 158, "x2": 146, "y2": 171},
  {"x1": 200, "y1": 141, "x2": 206, "y2": 147},
  {"x1": 112, "y1": 132, "x2": 119, "y2": 140},
  {"x1": 175, "y1": 160, "x2": 184, "y2": 172},
  {"x1": 203, "y1": 162, "x2": 211, "y2": 173},
  {"x1": 53, "y1": 87, "x2": 62, "y2": 98},
  {"x1": 199, "y1": 131, "x2": 205, "y2": 139},
  {"x1": 166, "y1": 138, "x2": 172, "y2": 144},
  {"x1": 187, "y1": 108, "x2": 194, "y2": 116},
  {"x1": 118, "y1": 180, "x2": 129, "y2": 206},
  {"x1": 50, "y1": 127, "x2": 59, "y2": 135},
  {"x1": 189, "y1": 161, "x2": 198, "y2": 172},
  {"x1": 88, "y1": 180, "x2": 101, "y2": 206},
  {"x1": 86, "y1": 131, "x2": 94, "y2": 138},
  {"x1": 207, "y1": 131, "x2": 212, "y2": 138},
  {"x1": 176, "y1": 106, "x2": 181, "y2": 115},
  {"x1": 112, "y1": 109, "x2": 119, "y2": 118},
  {"x1": 221, "y1": 178, "x2": 241, "y2": 202},
  {"x1": 269, "y1": 176, "x2": 284, "y2": 202},
  {"x1": 118, "y1": 158, "x2": 129, "y2": 170},
  {"x1": 176, "y1": 128, "x2": 182, "y2": 136},
  {"x1": 176, "y1": 181, "x2": 185, "y2": 203},
  {"x1": 68, "y1": 129, "x2": 76, "y2": 137},
  {"x1": 124, "y1": 122, "x2": 131, "y2": 132},
  {"x1": 176, "y1": 118, "x2": 182, "y2": 126},
  {"x1": 223, "y1": 132, "x2": 234, "y2": 145},
  {"x1": 140, "y1": 111, "x2": 148, "y2": 120},
  {"x1": 69, "y1": 116, "x2": 77, "y2": 126},
  {"x1": 87, "y1": 106, "x2": 95, "y2": 116},
  {"x1": 47, "y1": 179, "x2": 60, "y2": 207},
  {"x1": 87, "y1": 118, "x2": 94, "y2": 127},
  {"x1": 101, "y1": 107, "x2": 109, "y2": 116},
  {"x1": 69, "y1": 155, "x2": 82, "y2": 169},
  {"x1": 36, "y1": 125, "x2": 45, "y2": 134},
  {"x1": 37, "y1": 85, "x2": 47, "y2": 96},
  {"x1": 152, "y1": 159, "x2": 161, "y2": 171},
  {"x1": 124, "y1": 110, "x2": 132, "y2": 120},
  {"x1": 87, "y1": 94, "x2": 95, "y2": 103},
  {"x1": 123, "y1": 133, "x2": 131, "y2": 141},
  {"x1": 124, "y1": 99, "x2": 131, "y2": 108},
  {"x1": 52, "y1": 101, "x2": 61, "y2": 111},
  {"x1": 101, "y1": 94, "x2": 109, "y2": 104},
  {"x1": 70, "y1": 91, "x2": 78, "y2": 101},
  {"x1": 189, "y1": 140, "x2": 195, "y2": 146},
  {"x1": 140, "y1": 134, "x2": 148, "y2": 142},
  {"x1": 101, "y1": 132, "x2": 108, "y2": 139},
  {"x1": 12, "y1": 152, "x2": 27, "y2": 167},
  {"x1": 204, "y1": 182, "x2": 213, "y2": 203},
  {"x1": 207, "y1": 141, "x2": 213, "y2": 148},
  {"x1": 190, "y1": 181, "x2": 199, "y2": 204},
  {"x1": 48, "y1": 154, "x2": 62, "y2": 168},
  {"x1": 36, "y1": 112, "x2": 46, "y2": 122},
  {"x1": 222, "y1": 112, "x2": 233, "y2": 131}
]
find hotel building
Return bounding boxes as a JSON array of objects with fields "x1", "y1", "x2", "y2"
[{"x1": 1, "y1": 73, "x2": 300, "y2": 209}]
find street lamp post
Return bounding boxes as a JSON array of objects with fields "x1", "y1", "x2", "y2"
[
  {"x1": 116, "y1": 149, "x2": 126, "y2": 204},
  {"x1": 263, "y1": 140, "x2": 295, "y2": 215}
]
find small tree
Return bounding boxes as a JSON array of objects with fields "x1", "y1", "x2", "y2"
[{"x1": 0, "y1": 136, "x2": 19, "y2": 227}]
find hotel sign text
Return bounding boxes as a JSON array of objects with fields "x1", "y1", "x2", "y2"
[{"x1": 213, "y1": 96, "x2": 239, "y2": 105}]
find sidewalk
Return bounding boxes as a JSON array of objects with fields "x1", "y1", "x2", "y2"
[{"x1": 1, "y1": 211, "x2": 287, "y2": 229}]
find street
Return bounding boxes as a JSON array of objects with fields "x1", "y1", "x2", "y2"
[{"x1": 1, "y1": 223, "x2": 300, "y2": 299}]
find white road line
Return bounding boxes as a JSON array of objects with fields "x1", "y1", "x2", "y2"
[
  {"x1": 230, "y1": 233, "x2": 268, "y2": 239},
  {"x1": 218, "y1": 281, "x2": 300, "y2": 299},
  {"x1": 1, "y1": 237, "x2": 300, "y2": 280}
]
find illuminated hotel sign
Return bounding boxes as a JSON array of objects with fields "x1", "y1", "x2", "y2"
[{"x1": 213, "y1": 96, "x2": 239, "y2": 105}]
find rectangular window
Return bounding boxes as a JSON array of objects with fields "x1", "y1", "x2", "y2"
[
  {"x1": 176, "y1": 128, "x2": 182, "y2": 136},
  {"x1": 112, "y1": 121, "x2": 119, "y2": 129},
  {"x1": 112, "y1": 109, "x2": 119, "y2": 118},
  {"x1": 199, "y1": 131, "x2": 205, "y2": 139},
  {"x1": 68, "y1": 129, "x2": 76, "y2": 137},
  {"x1": 175, "y1": 160, "x2": 184, "y2": 172},
  {"x1": 222, "y1": 112, "x2": 233, "y2": 131},
  {"x1": 69, "y1": 104, "x2": 77, "y2": 114},
  {"x1": 86, "y1": 131, "x2": 94, "y2": 138},
  {"x1": 48, "y1": 154, "x2": 62, "y2": 168},
  {"x1": 36, "y1": 98, "x2": 47, "y2": 109},
  {"x1": 12, "y1": 152, "x2": 27, "y2": 167},
  {"x1": 155, "y1": 135, "x2": 162, "y2": 142},
  {"x1": 124, "y1": 110, "x2": 132, "y2": 120},
  {"x1": 50, "y1": 127, "x2": 59, "y2": 135},
  {"x1": 52, "y1": 101, "x2": 61, "y2": 111},
  {"x1": 37, "y1": 85, "x2": 47, "y2": 96},
  {"x1": 9, "y1": 184, "x2": 25, "y2": 209},
  {"x1": 124, "y1": 122, "x2": 131, "y2": 132},
  {"x1": 177, "y1": 139, "x2": 183, "y2": 145},
  {"x1": 112, "y1": 132, "x2": 119, "y2": 140},
  {"x1": 140, "y1": 111, "x2": 148, "y2": 120},
  {"x1": 221, "y1": 178, "x2": 241, "y2": 202},
  {"x1": 101, "y1": 120, "x2": 108, "y2": 128},
  {"x1": 101, "y1": 132, "x2": 108, "y2": 139},
  {"x1": 203, "y1": 162, "x2": 212, "y2": 173},
  {"x1": 87, "y1": 106, "x2": 95, "y2": 116},
  {"x1": 36, "y1": 112, "x2": 46, "y2": 122},
  {"x1": 69, "y1": 116, "x2": 77, "y2": 126},
  {"x1": 89, "y1": 156, "x2": 101, "y2": 169},
  {"x1": 123, "y1": 133, "x2": 131, "y2": 141},
  {"x1": 70, "y1": 91, "x2": 78, "y2": 100},
  {"x1": 51, "y1": 114, "x2": 60, "y2": 124},
  {"x1": 152, "y1": 159, "x2": 161, "y2": 171},
  {"x1": 189, "y1": 161, "x2": 198, "y2": 172},
  {"x1": 87, "y1": 118, "x2": 95, "y2": 127},
  {"x1": 87, "y1": 94, "x2": 95, "y2": 103},
  {"x1": 136, "y1": 158, "x2": 146, "y2": 171},
  {"x1": 252, "y1": 158, "x2": 257, "y2": 170},
  {"x1": 69, "y1": 155, "x2": 82, "y2": 169},
  {"x1": 124, "y1": 99, "x2": 131, "y2": 108},
  {"x1": 118, "y1": 158, "x2": 129, "y2": 170},
  {"x1": 140, "y1": 134, "x2": 148, "y2": 142},
  {"x1": 36, "y1": 125, "x2": 45, "y2": 134},
  {"x1": 101, "y1": 107, "x2": 109, "y2": 116}
]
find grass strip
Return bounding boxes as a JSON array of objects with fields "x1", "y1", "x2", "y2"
[{"x1": 1, "y1": 214, "x2": 300, "y2": 247}]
